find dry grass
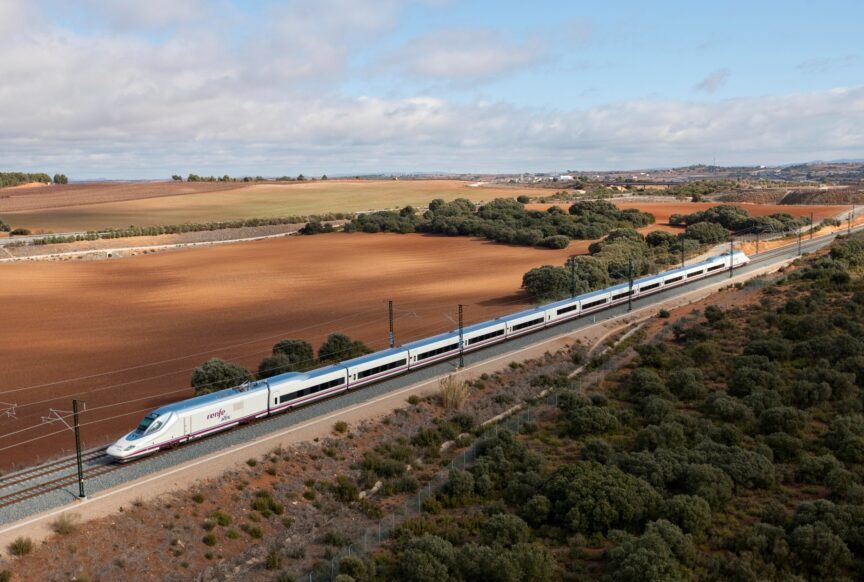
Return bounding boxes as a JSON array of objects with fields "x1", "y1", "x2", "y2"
[
  {"x1": 440, "y1": 375, "x2": 470, "y2": 410},
  {"x1": 50, "y1": 513, "x2": 80, "y2": 535}
]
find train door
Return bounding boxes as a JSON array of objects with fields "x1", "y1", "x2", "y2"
[{"x1": 184, "y1": 416, "x2": 191, "y2": 440}]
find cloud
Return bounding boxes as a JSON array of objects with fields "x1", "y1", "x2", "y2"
[
  {"x1": 695, "y1": 68, "x2": 731, "y2": 93},
  {"x1": 797, "y1": 55, "x2": 859, "y2": 74},
  {"x1": 0, "y1": 5, "x2": 862, "y2": 176},
  {"x1": 383, "y1": 28, "x2": 547, "y2": 84}
]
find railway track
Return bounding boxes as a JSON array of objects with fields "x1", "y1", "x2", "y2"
[
  {"x1": 0, "y1": 459, "x2": 121, "y2": 510},
  {"x1": 0, "y1": 226, "x2": 860, "y2": 515},
  {"x1": 0, "y1": 449, "x2": 108, "y2": 492}
]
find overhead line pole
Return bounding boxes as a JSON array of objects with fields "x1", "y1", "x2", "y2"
[
  {"x1": 388, "y1": 300, "x2": 395, "y2": 349},
  {"x1": 729, "y1": 235, "x2": 734, "y2": 279},
  {"x1": 810, "y1": 211, "x2": 814, "y2": 240},
  {"x1": 569, "y1": 257, "x2": 577, "y2": 298},
  {"x1": 627, "y1": 258, "x2": 634, "y2": 312},
  {"x1": 73, "y1": 399, "x2": 85, "y2": 499},
  {"x1": 458, "y1": 305, "x2": 464, "y2": 368}
]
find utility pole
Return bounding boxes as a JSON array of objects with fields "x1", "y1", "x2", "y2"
[
  {"x1": 457, "y1": 304, "x2": 464, "y2": 368},
  {"x1": 679, "y1": 237, "x2": 685, "y2": 268},
  {"x1": 797, "y1": 226, "x2": 802, "y2": 256},
  {"x1": 569, "y1": 257, "x2": 577, "y2": 298},
  {"x1": 388, "y1": 300, "x2": 394, "y2": 348},
  {"x1": 810, "y1": 211, "x2": 814, "y2": 240},
  {"x1": 729, "y1": 236, "x2": 734, "y2": 279},
  {"x1": 851, "y1": 204, "x2": 856, "y2": 235},
  {"x1": 73, "y1": 399, "x2": 85, "y2": 499},
  {"x1": 755, "y1": 230, "x2": 760, "y2": 254},
  {"x1": 627, "y1": 258, "x2": 634, "y2": 312}
]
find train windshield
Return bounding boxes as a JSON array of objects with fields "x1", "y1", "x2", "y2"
[{"x1": 136, "y1": 413, "x2": 159, "y2": 433}]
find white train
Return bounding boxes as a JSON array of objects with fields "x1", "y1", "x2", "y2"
[{"x1": 107, "y1": 250, "x2": 750, "y2": 461}]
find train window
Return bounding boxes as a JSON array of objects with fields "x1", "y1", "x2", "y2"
[
  {"x1": 582, "y1": 298, "x2": 607, "y2": 310},
  {"x1": 136, "y1": 413, "x2": 158, "y2": 433},
  {"x1": 147, "y1": 420, "x2": 163, "y2": 434},
  {"x1": 556, "y1": 304, "x2": 579, "y2": 316},
  {"x1": 640, "y1": 282, "x2": 661, "y2": 291},
  {"x1": 686, "y1": 270, "x2": 704, "y2": 278},
  {"x1": 467, "y1": 329, "x2": 504, "y2": 345},
  {"x1": 357, "y1": 359, "x2": 407, "y2": 379},
  {"x1": 611, "y1": 290, "x2": 634, "y2": 301},
  {"x1": 418, "y1": 343, "x2": 459, "y2": 361},
  {"x1": 665, "y1": 275, "x2": 683, "y2": 284},
  {"x1": 707, "y1": 264, "x2": 724, "y2": 272},
  {"x1": 511, "y1": 317, "x2": 544, "y2": 331}
]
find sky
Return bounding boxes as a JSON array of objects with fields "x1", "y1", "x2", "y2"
[{"x1": 0, "y1": 0, "x2": 862, "y2": 178}]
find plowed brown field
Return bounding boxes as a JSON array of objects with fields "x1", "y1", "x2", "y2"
[{"x1": 0, "y1": 233, "x2": 581, "y2": 470}]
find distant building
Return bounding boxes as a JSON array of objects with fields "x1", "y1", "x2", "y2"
[{"x1": 558, "y1": 175, "x2": 574, "y2": 181}]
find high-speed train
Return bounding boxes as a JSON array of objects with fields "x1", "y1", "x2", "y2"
[{"x1": 107, "y1": 250, "x2": 749, "y2": 461}]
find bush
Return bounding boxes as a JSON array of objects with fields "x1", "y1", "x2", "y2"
[
  {"x1": 271, "y1": 339, "x2": 314, "y2": 369},
  {"x1": 211, "y1": 510, "x2": 232, "y2": 526},
  {"x1": 684, "y1": 221, "x2": 728, "y2": 244},
  {"x1": 257, "y1": 353, "x2": 295, "y2": 379},
  {"x1": 8, "y1": 537, "x2": 32, "y2": 556},
  {"x1": 265, "y1": 550, "x2": 283, "y2": 570},
  {"x1": 51, "y1": 512, "x2": 79, "y2": 535},
  {"x1": 202, "y1": 533, "x2": 217, "y2": 546},
  {"x1": 439, "y1": 375, "x2": 469, "y2": 410},
  {"x1": 321, "y1": 531, "x2": 352, "y2": 547},
  {"x1": 659, "y1": 495, "x2": 712, "y2": 533},
  {"x1": 9, "y1": 228, "x2": 31, "y2": 236},
  {"x1": 331, "y1": 476, "x2": 360, "y2": 503},
  {"x1": 333, "y1": 420, "x2": 348, "y2": 434},
  {"x1": 480, "y1": 514, "x2": 531, "y2": 548},
  {"x1": 605, "y1": 520, "x2": 695, "y2": 582},
  {"x1": 190, "y1": 358, "x2": 253, "y2": 395}
]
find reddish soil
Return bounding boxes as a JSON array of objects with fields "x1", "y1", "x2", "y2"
[
  {"x1": 526, "y1": 200, "x2": 848, "y2": 234},
  {"x1": 0, "y1": 233, "x2": 578, "y2": 470}
]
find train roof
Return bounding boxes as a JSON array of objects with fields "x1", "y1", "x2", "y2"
[
  {"x1": 402, "y1": 330, "x2": 458, "y2": 350},
  {"x1": 339, "y1": 347, "x2": 408, "y2": 368},
  {"x1": 265, "y1": 363, "x2": 346, "y2": 386},
  {"x1": 496, "y1": 307, "x2": 546, "y2": 323},
  {"x1": 152, "y1": 381, "x2": 268, "y2": 415}
]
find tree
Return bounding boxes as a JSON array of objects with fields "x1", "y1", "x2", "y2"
[
  {"x1": 790, "y1": 522, "x2": 852, "y2": 579},
  {"x1": 52, "y1": 173, "x2": 68, "y2": 184},
  {"x1": 318, "y1": 333, "x2": 372, "y2": 363},
  {"x1": 171, "y1": 175, "x2": 183, "y2": 181},
  {"x1": 480, "y1": 514, "x2": 531, "y2": 548},
  {"x1": 272, "y1": 339, "x2": 314, "y2": 369},
  {"x1": 190, "y1": 358, "x2": 253, "y2": 395},
  {"x1": 399, "y1": 535, "x2": 456, "y2": 582},
  {"x1": 605, "y1": 520, "x2": 696, "y2": 582},
  {"x1": 684, "y1": 221, "x2": 728, "y2": 244},
  {"x1": 667, "y1": 368, "x2": 706, "y2": 401},
  {"x1": 257, "y1": 353, "x2": 295, "y2": 379},
  {"x1": 659, "y1": 495, "x2": 712, "y2": 533},
  {"x1": 521, "y1": 265, "x2": 569, "y2": 301},
  {"x1": 542, "y1": 461, "x2": 661, "y2": 534}
]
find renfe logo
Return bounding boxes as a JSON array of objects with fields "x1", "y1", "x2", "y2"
[{"x1": 207, "y1": 408, "x2": 227, "y2": 420}]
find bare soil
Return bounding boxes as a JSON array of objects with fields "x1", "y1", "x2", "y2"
[{"x1": 0, "y1": 233, "x2": 577, "y2": 470}]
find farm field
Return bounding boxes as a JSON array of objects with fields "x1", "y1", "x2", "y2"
[
  {"x1": 0, "y1": 179, "x2": 526, "y2": 232},
  {"x1": 0, "y1": 233, "x2": 580, "y2": 470},
  {"x1": 528, "y1": 200, "x2": 850, "y2": 233}
]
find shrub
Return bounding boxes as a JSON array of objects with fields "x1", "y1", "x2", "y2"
[
  {"x1": 202, "y1": 533, "x2": 217, "y2": 546},
  {"x1": 211, "y1": 510, "x2": 232, "y2": 526},
  {"x1": 331, "y1": 476, "x2": 360, "y2": 503},
  {"x1": 51, "y1": 512, "x2": 79, "y2": 535},
  {"x1": 192, "y1": 492, "x2": 205, "y2": 503},
  {"x1": 440, "y1": 375, "x2": 469, "y2": 410},
  {"x1": 321, "y1": 531, "x2": 352, "y2": 547},
  {"x1": 333, "y1": 420, "x2": 348, "y2": 434},
  {"x1": 265, "y1": 550, "x2": 283, "y2": 570},
  {"x1": 8, "y1": 537, "x2": 32, "y2": 556},
  {"x1": 9, "y1": 228, "x2": 31, "y2": 236}
]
